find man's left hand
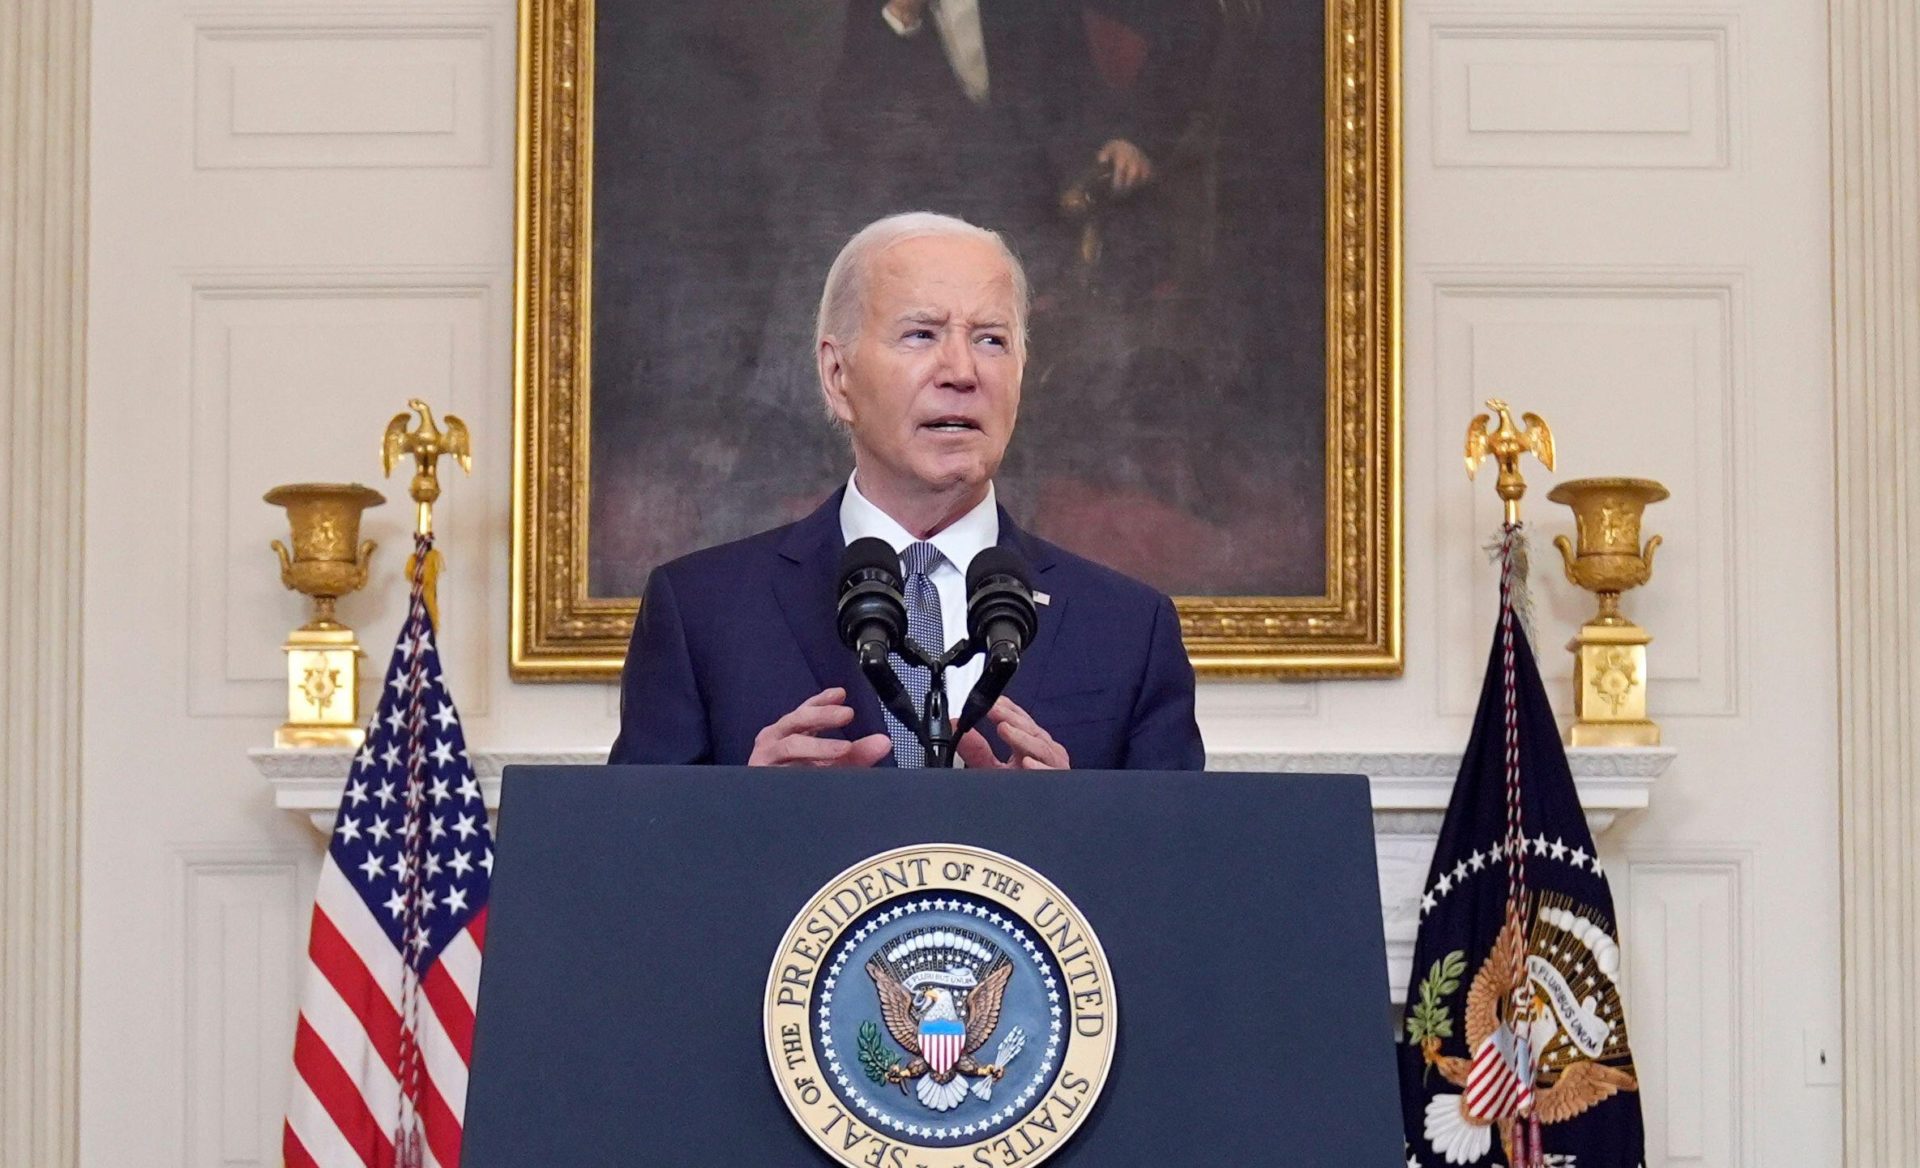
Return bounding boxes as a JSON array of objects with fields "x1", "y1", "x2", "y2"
[{"x1": 955, "y1": 697, "x2": 1071, "y2": 770}]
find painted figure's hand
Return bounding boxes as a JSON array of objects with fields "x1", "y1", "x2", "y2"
[
  {"x1": 883, "y1": 0, "x2": 931, "y2": 33},
  {"x1": 749, "y1": 688, "x2": 894, "y2": 767},
  {"x1": 1097, "y1": 139, "x2": 1154, "y2": 193}
]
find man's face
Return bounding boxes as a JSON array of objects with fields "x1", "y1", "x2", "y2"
[{"x1": 819, "y1": 234, "x2": 1023, "y2": 504}]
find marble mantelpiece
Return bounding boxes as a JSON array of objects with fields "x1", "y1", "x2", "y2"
[{"x1": 253, "y1": 746, "x2": 1670, "y2": 1000}]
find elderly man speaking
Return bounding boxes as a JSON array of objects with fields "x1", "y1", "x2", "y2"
[{"x1": 610, "y1": 212, "x2": 1203, "y2": 770}]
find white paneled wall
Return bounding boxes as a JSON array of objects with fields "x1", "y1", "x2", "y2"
[
  {"x1": 193, "y1": 23, "x2": 497, "y2": 170},
  {"x1": 1620, "y1": 851, "x2": 1755, "y2": 1166},
  {"x1": 81, "y1": 1, "x2": 1840, "y2": 1165},
  {"x1": 184, "y1": 274, "x2": 504, "y2": 717},
  {"x1": 1426, "y1": 273, "x2": 1741, "y2": 718},
  {"x1": 1427, "y1": 18, "x2": 1734, "y2": 169},
  {"x1": 178, "y1": 849, "x2": 312, "y2": 1168}
]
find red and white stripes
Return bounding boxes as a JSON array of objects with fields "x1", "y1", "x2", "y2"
[
  {"x1": 284, "y1": 855, "x2": 487, "y2": 1168},
  {"x1": 1466, "y1": 1032, "x2": 1528, "y2": 1119}
]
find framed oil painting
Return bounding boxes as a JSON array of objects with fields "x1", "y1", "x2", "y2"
[{"x1": 513, "y1": 0, "x2": 1399, "y2": 678}]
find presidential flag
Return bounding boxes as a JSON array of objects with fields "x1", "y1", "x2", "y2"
[
  {"x1": 285, "y1": 535, "x2": 493, "y2": 1168},
  {"x1": 1400, "y1": 528, "x2": 1645, "y2": 1168}
]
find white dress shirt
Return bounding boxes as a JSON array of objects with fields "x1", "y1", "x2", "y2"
[
  {"x1": 839, "y1": 472, "x2": 998, "y2": 710},
  {"x1": 881, "y1": 0, "x2": 991, "y2": 106}
]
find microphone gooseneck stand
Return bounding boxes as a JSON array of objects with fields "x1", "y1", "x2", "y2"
[
  {"x1": 916, "y1": 640, "x2": 957, "y2": 769},
  {"x1": 898, "y1": 639, "x2": 1024, "y2": 769},
  {"x1": 838, "y1": 538, "x2": 1037, "y2": 769},
  {"x1": 861, "y1": 634, "x2": 977, "y2": 768}
]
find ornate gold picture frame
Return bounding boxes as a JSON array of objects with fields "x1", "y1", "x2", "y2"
[{"x1": 512, "y1": 0, "x2": 1399, "y2": 679}]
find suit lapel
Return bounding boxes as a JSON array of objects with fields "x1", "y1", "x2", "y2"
[
  {"x1": 996, "y1": 509, "x2": 1064, "y2": 707},
  {"x1": 772, "y1": 490, "x2": 894, "y2": 758}
]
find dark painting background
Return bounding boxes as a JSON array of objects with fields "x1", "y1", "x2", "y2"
[{"x1": 588, "y1": 0, "x2": 1326, "y2": 598}]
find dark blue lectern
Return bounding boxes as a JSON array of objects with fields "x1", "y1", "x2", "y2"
[{"x1": 463, "y1": 768, "x2": 1401, "y2": 1166}]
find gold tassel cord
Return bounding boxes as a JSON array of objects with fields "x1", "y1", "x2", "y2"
[{"x1": 405, "y1": 545, "x2": 446, "y2": 630}]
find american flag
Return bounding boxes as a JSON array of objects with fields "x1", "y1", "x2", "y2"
[{"x1": 285, "y1": 536, "x2": 492, "y2": 1168}]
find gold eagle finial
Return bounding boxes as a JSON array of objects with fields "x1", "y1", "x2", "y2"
[
  {"x1": 382, "y1": 398, "x2": 471, "y2": 536},
  {"x1": 1465, "y1": 399, "x2": 1555, "y2": 525}
]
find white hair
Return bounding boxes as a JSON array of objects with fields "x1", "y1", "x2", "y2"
[{"x1": 814, "y1": 211, "x2": 1031, "y2": 362}]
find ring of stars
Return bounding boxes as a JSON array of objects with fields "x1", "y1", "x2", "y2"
[
  {"x1": 814, "y1": 897, "x2": 1064, "y2": 1145},
  {"x1": 1418, "y1": 834, "x2": 1607, "y2": 919}
]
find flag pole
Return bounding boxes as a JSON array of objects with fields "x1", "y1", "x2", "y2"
[
  {"x1": 380, "y1": 400, "x2": 472, "y2": 1168},
  {"x1": 1465, "y1": 400, "x2": 1555, "y2": 1168},
  {"x1": 382, "y1": 399, "x2": 472, "y2": 625}
]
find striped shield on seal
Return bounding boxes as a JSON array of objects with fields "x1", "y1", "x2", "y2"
[
  {"x1": 920, "y1": 1018, "x2": 966, "y2": 1077},
  {"x1": 1465, "y1": 1024, "x2": 1535, "y2": 1120}
]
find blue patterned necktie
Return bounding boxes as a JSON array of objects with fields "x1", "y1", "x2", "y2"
[{"x1": 884, "y1": 541, "x2": 946, "y2": 767}]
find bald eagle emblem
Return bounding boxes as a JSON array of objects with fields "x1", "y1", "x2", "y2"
[
  {"x1": 1417, "y1": 897, "x2": 1640, "y2": 1164},
  {"x1": 863, "y1": 927, "x2": 1023, "y2": 1112}
]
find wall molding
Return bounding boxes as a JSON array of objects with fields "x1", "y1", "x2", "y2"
[
  {"x1": 1422, "y1": 14, "x2": 1737, "y2": 170},
  {"x1": 249, "y1": 744, "x2": 1672, "y2": 831},
  {"x1": 184, "y1": 269, "x2": 499, "y2": 719},
  {"x1": 191, "y1": 20, "x2": 498, "y2": 171},
  {"x1": 175, "y1": 847, "x2": 310, "y2": 1168},
  {"x1": 1616, "y1": 846, "x2": 1756, "y2": 1167},
  {"x1": 1421, "y1": 267, "x2": 1747, "y2": 720},
  {"x1": 0, "y1": 0, "x2": 88, "y2": 1162},
  {"x1": 1831, "y1": 2, "x2": 1920, "y2": 1161}
]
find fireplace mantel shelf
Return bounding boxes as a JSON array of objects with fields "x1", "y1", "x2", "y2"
[{"x1": 252, "y1": 746, "x2": 1669, "y2": 836}]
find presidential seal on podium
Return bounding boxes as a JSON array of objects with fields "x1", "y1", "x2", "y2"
[{"x1": 765, "y1": 845, "x2": 1115, "y2": 1167}]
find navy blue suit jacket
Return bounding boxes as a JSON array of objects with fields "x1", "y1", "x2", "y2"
[{"x1": 609, "y1": 490, "x2": 1204, "y2": 769}]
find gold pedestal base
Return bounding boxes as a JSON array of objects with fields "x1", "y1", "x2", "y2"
[
  {"x1": 1568, "y1": 719, "x2": 1662, "y2": 747},
  {"x1": 278, "y1": 626, "x2": 367, "y2": 749},
  {"x1": 274, "y1": 723, "x2": 365, "y2": 749},
  {"x1": 1566, "y1": 621, "x2": 1660, "y2": 747}
]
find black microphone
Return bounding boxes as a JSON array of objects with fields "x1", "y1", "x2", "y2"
[
  {"x1": 836, "y1": 538, "x2": 925, "y2": 743},
  {"x1": 836, "y1": 537, "x2": 908, "y2": 663},
  {"x1": 965, "y1": 547, "x2": 1037, "y2": 660},
  {"x1": 956, "y1": 547, "x2": 1037, "y2": 737}
]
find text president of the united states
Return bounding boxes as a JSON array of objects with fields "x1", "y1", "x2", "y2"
[{"x1": 610, "y1": 212, "x2": 1204, "y2": 770}]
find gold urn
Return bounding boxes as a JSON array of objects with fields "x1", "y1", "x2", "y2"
[
  {"x1": 265, "y1": 482, "x2": 386, "y2": 747},
  {"x1": 1547, "y1": 477, "x2": 1669, "y2": 747}
]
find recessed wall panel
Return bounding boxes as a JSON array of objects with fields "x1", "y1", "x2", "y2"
[
  {"x1": 187, "y1": 275, "x2": 495, "y2": 718},
  {"x1": 195, "y1": 25, "x2": 492, "y2": 169},
  {"x1": 1431, "y1": 21, "x2": 1732, "y2": 169},
  {"x1": 1618, "y1": 855, "x2": 1747, "y2": 1166},
  {"x1": 181, "y1": 851, "x2": 306, "y2": 1168},
  {"x1": 1430, "y1": 274, "x2": 1740, "y2": 719}
]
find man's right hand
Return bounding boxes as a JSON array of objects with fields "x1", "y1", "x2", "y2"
[{"x1": 749, "y1": 687, "x2": 895, "y2": 767}]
